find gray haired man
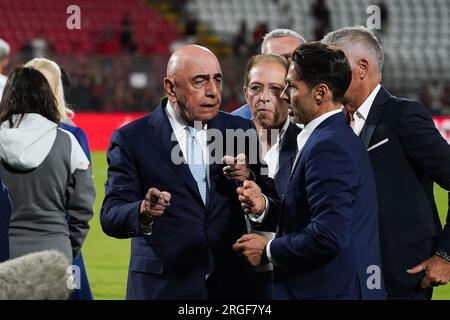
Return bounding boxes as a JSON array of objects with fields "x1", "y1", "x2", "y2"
[{"x1": 322, "y1": 26, "x2": 450, "y2": 300}]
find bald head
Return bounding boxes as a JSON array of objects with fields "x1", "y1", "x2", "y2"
[
  {"x1": 164, "y1": 45, "x2": 223, "y2": 123},
  {"x1": 166, "y1": 45, "x2": 220, "y2": 78}
]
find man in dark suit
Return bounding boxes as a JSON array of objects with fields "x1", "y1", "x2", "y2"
[
  {"x1": 232, "y1": 28, "x2": 306, "y2": 119},
  {"x1": 241, "y1": 53, "x2": 301, "y2": 298},
  {"x1": 100, "y1": 44, "x2": 277, "y2": 299},
  {"x1": 0, "y1": 176, "x2": 11, "y2": 262},
  {"x1": 233, "y1": 42, "x2": 385, "y2": 299},
  {"x1": 323, "y1": 26, "x2": 450, "y2": 299},
  {"x1": 243, "y1": 53, "x2": 301, "y2": 197}
]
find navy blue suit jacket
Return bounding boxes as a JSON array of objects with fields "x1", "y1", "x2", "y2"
[
  {"x1": 101, "y1": 99, "x2": 278, "y2": 299},
  {"x1": 275, "y1": 122, "x2": 301, "y2": 197},
  {"x1": 0, "y1": 177, "x2": 11, "y2": 262},
  {"x1": 60, "y1": 123, "x2": 91, "y2": 162},
  {"x1": 360, "y1": 86, "x2": 450, "y2": 299},
  {"x1": 231, "y1": 103, "x2": 300, "y2": 196},
  {"x1": 267, "y1": 113, "x2": 385, "y2": 300}
]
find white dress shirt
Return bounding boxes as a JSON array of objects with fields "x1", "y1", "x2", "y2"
[
  {"x1": 165, "y1": 100, "x2": 209, "y2": 168},
  {"x1": 350, "y1": 84, "x2": 381, "y2": 136},
  {"x1": 263, "y1": 116, "x2": 291, "y2": 179},
  {"x1": 291, "y1": 108, "x2": 344, "y2": 172}
]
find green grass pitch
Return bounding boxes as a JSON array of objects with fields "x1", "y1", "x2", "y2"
[{"x1": 83, "y1": 151, "x2": 450, "y2": 300}]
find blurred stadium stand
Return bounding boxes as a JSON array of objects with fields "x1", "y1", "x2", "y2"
[
  {"x1": 0, "y1": 0, "x2": 179, "y2": 54},
  {"x1": 187, "y1": 0, "x2": 450, "y2": 104},
  {"x1": 0, "y1": 0, "x2": 449, "y2": 114}
]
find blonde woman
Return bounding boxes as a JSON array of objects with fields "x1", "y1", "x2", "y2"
[{"x1": 24, "y1": 58, "x2": 74, "y2": 121}]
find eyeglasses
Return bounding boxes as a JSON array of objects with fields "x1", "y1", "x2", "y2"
[{"x1": 248, "y1": 84, "x2": 284, "y2": 97}]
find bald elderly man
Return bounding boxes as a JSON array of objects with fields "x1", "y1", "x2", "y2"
[{"x1": 101, "y1": 45, "x2": 278, "y2": 299}]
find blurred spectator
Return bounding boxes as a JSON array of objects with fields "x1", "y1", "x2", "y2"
[
  {"x1": 311, "y1": 0, "x2": 330, "y2": 40},
  {"x1": 251, "y1": 23, "x2": 269, "y2": 55},
  {"x1": 0, "y1": 38, "x2": 10, "y2": 101},
  {"x1": 442, "y1": 82, "x2": 450, "y2": 115},
  {"x1": 19, "y1": 38, "x2": 33, "y2": 62},
  {"x1": 232, "y1": 21, "x2": 250, "y2": 57},
  {"x1": 184, "y1": 13, "x2": 199, "y2": 41},
  {"x1": 120, "y1": 15, "x2": 138, "y2": 54},
  {"x1": 278, "y1": 0, "x2": 295, "y2": 29},
  {"x1": 66, "y1": 74, "x2": 101, "y2": 111},
  {"x1": 426, "y1": 80, "x2": 445, "y2": 115},
  {"x1": 378, "y1": 1, "x2": 389, "y2": 31},
  {"x1": 97, "y1": 27, "x2": 119, "y2": 55},
  {"x1": 31, "y1": 33, "x2": 52, "y2": 58}
]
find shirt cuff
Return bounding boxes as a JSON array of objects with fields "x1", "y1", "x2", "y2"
[
  {"x1": 139, "y1": 201, "x2": 154, "y2": 235},
  {"x1": 248, "y1": 194, "x2": 269, "y2": 223},
  {"x1": 266, "y1": 239, "x2": 276, "y2": 266}
]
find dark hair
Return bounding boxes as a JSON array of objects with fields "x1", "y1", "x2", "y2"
[
  {"x1": 0, "y1": 67, "x2": 60, "y2": 127},
  {"x1": 243, "y1": 53, "x2": 289, "y2": 87},
  {"x1": 292, "y1": 42, "x2": 352, "y2": 102}
]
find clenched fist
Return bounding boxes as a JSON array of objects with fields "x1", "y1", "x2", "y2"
[
  {"x1": 222, "y1": 153, "x2": 250, "y2": 183},
  {"x1": 236, "y1": 180, "x2": 265, "y2": 215},
  {"x1": 140, "y1": 187, "x2": 171, "y2": 225}
]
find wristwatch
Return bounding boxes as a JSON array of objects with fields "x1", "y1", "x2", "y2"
[
  {"x1": 435, "y1": 248, "x2": 450, "y2": 263},
  {"x1": 140, "y1": 219, "x2": 154, "y2": 236}
]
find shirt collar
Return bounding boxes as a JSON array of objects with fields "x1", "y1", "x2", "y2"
[
  {"x1": 297, "y1": 108, "x2": 342, "y2": 148},
  {"x1": 165, "y1": 100, "x2": 207, "y2": 132},
  {"x1": 355, "y1": 84, "x2": 381, "y2": 120},
  {"x1": 302, "y1": 108, "x2": 342, "y2": 136}
]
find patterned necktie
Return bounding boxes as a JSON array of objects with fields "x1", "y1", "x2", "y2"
[{"x1": 186, "y1": 126, "x2": 208, "y2": 204}]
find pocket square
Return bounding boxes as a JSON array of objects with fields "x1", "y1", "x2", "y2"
[{"x1": 367, "y1": 138, "x2": 389, "y2": 151}]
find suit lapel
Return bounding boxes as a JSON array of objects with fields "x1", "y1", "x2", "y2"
[
  {"x1": 360, "y1": 86, "x2": 391, "y2": 148},
  {"x1": 276, "y1": 123, "x2": 301, "y2": 195},
  {"x1": 146, "y1": 99, "x2": 205, "y2": 206},
  {"x1": 206, "y1": 114, "x2": 228, "y2": 211},
  {"x1": 288, "y1": 113, "x2": 343, "y2": 182}
]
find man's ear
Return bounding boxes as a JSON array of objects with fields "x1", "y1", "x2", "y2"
[
  {"x1": 163, "y1": 77, "x2": 176, "y2": 103},
  {"x1": 243, "y1": 86, "x2": 250, "y2": 104},
  {"x1": 314, "y1": 84, "x2": 329, "y2": 105},
  {"x1": 357, "y1": 58, "x2": 369, "y2": 80}
]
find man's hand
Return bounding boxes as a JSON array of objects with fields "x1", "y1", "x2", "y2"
[
  {"x1": 406, "y1": 255, "x2": 450, "y2": 288},
  {"x1": 236, "y1": 180, "x2": 265, "y2": 215},
  {"x1": 232, "y1": 234, "x2": 269, "y2": 266},
  {"x1": 140, "y1": 187, "x2": 171, "y2": 224},
  {"x1": 222, "y1": 153, "x2": 250, "y2": 183}
]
